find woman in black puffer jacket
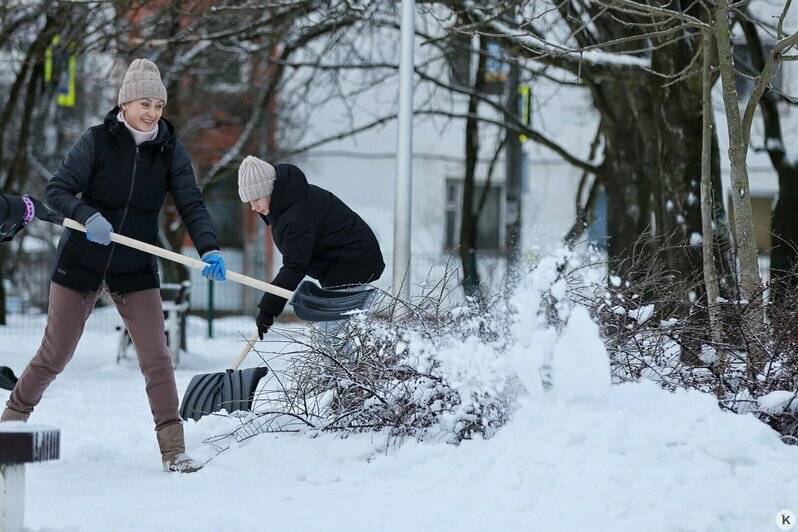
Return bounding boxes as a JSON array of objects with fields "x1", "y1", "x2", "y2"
[{"x1": 2, "y1": 59, "x2": 226, "y2": 474}]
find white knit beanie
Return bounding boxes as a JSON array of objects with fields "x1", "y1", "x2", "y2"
[
  {"x1": 238, "y1": 156, "x2": 277, "y2": 202},
  {"x1": 118, "y1": 58, "x2": 168, "y2": 106}
]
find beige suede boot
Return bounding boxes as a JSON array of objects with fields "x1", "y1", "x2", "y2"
[
  {"x1": 1, "y1": 407, "x2": 29, "y2": 422},
  {"x1": 156, "y1": 423, "x2": 203, "y2": 473}
]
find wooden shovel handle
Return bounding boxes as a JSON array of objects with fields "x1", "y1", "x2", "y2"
[
  {"x1": 229, "y1": 331, "x2": 261, "y2": 371},
  {"x1": 63, "y1": 217, "x2": 294, "y2": 300}
]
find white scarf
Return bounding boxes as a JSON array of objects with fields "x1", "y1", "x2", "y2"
[{"x1": 117, "y1": 110, "x2": 159, "y2": 146}]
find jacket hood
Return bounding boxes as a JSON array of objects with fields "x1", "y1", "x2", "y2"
[
  {"x1": 266, "y1": 164, "x2": 309, "y2": 224},
  {"x1": 104, "y1": 106, "x2": 175, "y2": 145}
]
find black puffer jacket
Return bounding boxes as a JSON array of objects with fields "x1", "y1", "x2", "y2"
[
  {"x1": 259, "y1": 164, "x2": 384, "y2": 317},
  {"x1": 46, "y1": 108, "x2": 219, "y2": 294}
]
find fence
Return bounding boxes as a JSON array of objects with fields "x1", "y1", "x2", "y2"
[
  {"x1": 2, "y1": 245, "x2": 777, "y2": 335},
  {"x1": 0, "y1": 245, "x2": 510, "y2": 338}
]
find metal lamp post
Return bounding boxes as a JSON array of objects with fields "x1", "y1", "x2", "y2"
[{"x1": 392, "y1": 0, "x2": 415, "y2": 300}]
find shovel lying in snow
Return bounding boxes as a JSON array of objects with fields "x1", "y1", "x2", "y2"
[
  {"x1": 179, "y1": 331, "x2": 267, "y2": 421},
  {"x1": 36, "y1": 208, "x2": 378, "y2": 321}
]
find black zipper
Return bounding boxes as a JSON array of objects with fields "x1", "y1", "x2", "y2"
[{"x1": 101, "y1": 145, "x2": 139, "y2": 282}]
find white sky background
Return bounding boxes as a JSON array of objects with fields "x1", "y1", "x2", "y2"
[{"x1": 1, "y1": 256, "x2": 797, "y2": 532}]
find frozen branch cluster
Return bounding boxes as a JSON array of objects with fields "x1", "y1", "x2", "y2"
[
  {"x1": 569, "y1": 239, "x2": 798, "y2": 445},
  {"x1": 234, "y1": 278, "x2": 515, "y2": 448}
]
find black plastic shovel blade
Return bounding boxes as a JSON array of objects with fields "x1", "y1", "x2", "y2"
[
  {"x1": 179, "y1": 366, "x2": 269, "y2": 422},
  {"x1": 0, "y1": 366, "x2": 17, "y2": 391},
  {"x1": 289, "y1": 281, "x2": 379, "y2": 322}
]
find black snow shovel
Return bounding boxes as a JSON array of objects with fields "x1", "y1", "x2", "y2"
[
  {"x1": 32, "y1": 203, "x2": 379, "y2": 321},
  {"x1": 179, "y1": 331, "x2": 267, "y2": 421},
  {"x1": 0, "y1": 366, "x2": 18, "y2": 391}
]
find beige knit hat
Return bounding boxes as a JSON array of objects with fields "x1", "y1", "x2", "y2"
[
  {"x1": 238, "y1": 156, "x2": 277, "y2": 202},
  {"x1": 118, "y1": 58, "x2": 167, "y2": 106}
]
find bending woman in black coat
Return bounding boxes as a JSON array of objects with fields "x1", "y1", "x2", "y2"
[{"x1": 237, "y1": 156, "x2": 385, "y2": 339}]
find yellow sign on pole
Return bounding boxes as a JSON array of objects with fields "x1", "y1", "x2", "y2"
[
  {"x1": 45, "y1": 35, "x2": 76, "y2": 107},
  {"x1": 519, "y1": 84, "x2": 531, "y2": 142}
]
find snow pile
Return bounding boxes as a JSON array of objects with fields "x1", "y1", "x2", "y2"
[
  {"x1": 551, "y1": 305, "x2": 612, "y2": 400},
  {"x1": 508, "y1": 250, "x2": 613, "y2": 399},
  {"x1": 223, "y1": 248, "x2": 618, "y2": 449},
  {"x1": 235, "y1": 297, "x2": 516, "y2": 445}
]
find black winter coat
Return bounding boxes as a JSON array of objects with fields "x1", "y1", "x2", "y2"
[
  {"x1": 259, "y1": 164, "x2": 384, "y2": 317},
  {"x1": 46, "y1": 108, "x2": 219, "y2": 294}
]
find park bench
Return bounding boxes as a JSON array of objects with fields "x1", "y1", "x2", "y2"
[{"x1": 116, "y1": 280, "x2": 192, "y2": 367}]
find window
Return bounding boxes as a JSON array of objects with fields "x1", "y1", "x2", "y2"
[
  {"x1": 484, "y1": 41, "x2": 508, "y2": 84},
  {"x1": 447, "y1": 33, "x2": 472, "y2": 89},
  {"x1": 201, "y1": 44, "x2": 250, "y2": 93},
  {"x1": 202, "y1": 174, "x2": 243, "y2": 248},
  {"x1": 200, "y1": 20, "x2": 250, "y2": 93},
  {"x1": 728, "y1": 193, "x2": 774, "y2": 255},
  {"x1": 587, "y1": 186, "x2": 608, "y2": 251},
  {"x1": 733, "y1": 39, "x2": 783, "y2": 101},
  {"x1": 445, "y1": 179, "x2": 504, "y2": 252},
  {"x1": 446, "y1": 36, "x2": 505, "y2": 95}
]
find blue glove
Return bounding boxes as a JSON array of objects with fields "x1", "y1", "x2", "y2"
[
  {"x1": 85, "y1": 212, "x2": 113, "y2": 245},
  {"x1": 201, "y1": 251, "x2": 226, "y2": 281}
]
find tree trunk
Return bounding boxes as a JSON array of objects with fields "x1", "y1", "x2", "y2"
[
  {"x1": 713, "y1": 0, "x2": 765, "y2": 371},
  {"x1": 772, "y1": 171, "x2": 798, "y2": 301},
  {"x1": 701, "y1": 27, "x2": 726, "y2": 381},
  {"x1": 592, "y1": 70, "x2": 723, "y2": 292},
  {"x1": 714, "y1": 2, "x2": 763, "y2": 302},
  {"x1": 459, "y1": 35, "x2": 488, "y2": 301},
  {"x1": 572, "y1": 4, "x2": 728, "y2": 295}
]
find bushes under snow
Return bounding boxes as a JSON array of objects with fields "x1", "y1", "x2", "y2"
[
  {"x1": 214, "y1": 244, "x2": 798, "y2": 450},
  {"x1": 240, "y1": 281, "x2": 515, "y2": 446}
]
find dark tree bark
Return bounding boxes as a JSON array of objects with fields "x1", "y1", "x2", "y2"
[{"x1": 459, "y1": 36, "x2": 488, "y2": 300}]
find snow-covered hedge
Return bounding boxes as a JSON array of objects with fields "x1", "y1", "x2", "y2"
[
  {"x1": 213, "y1": 249, "x2": 624, "y2": 450},
  {"x1": 243, "y1": 284, "x2": 516, "y2": 445}
]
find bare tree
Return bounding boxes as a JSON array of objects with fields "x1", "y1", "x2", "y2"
[
  {"x1": 712, "y1": 0, "x2": 763, "y2": 309},
  {"x1": 442, "y1": 1, "x2": 734, "y2": 303},
  {"x1": 734, "y1": 2, "x2": 798, "y2": 304},
  {"x1": 699, "y1": 25, "x2": 725, "y2": 383}
]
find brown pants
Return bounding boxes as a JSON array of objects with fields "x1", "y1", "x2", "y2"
[{"x1": 7, "y1": 282, "x2": 180, "y2": 431}]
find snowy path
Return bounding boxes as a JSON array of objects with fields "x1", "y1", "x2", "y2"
[{"x1": 1, "y1": 312, "x2": 797, "y2": 531}]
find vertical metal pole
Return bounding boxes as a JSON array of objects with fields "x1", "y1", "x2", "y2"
[
  {"x1": 207, "y1": 279, "x2": 214, "y2": 339},
  {"x1": 393, "y1": 0, "x2": 415, "y2": 300},
  {"x1": 505, "y1": 60, "x2": 523, "y2": 271}
]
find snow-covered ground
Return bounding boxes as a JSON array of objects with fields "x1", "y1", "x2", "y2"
[{"x1": 2, "y1": 279, "x2": 798, "y2": 532}]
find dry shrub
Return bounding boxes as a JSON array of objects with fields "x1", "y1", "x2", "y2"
[
  {"x1": 568, "y1": 240, "x2": 798, "y2": 444},
  {"x1": 234, "y1": 268, "x2": 514, "y2": 447}
]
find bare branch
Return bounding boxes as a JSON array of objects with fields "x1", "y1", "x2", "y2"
[{"x1": 742, "y1": 30, "x2": 798, "y2": 146}]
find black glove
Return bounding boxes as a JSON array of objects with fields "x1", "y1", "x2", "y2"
[
  {"x1": 23, "y1": 195, "x2": 50, "y2": 222},
  {"x1": 0, "y1": 196, "x2": 25, "y2": 242},
  {"x1": 23, "y1": 195, "x2": 67, "y2": 225},
  {"x1": 256, "y1": 310, "x2": 274, "y2": 340}
]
